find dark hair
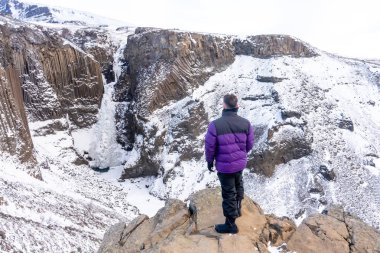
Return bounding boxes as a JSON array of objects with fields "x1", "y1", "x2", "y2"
[{"x1": 223, "y1": 94, "x2": 238, "y2": 108}]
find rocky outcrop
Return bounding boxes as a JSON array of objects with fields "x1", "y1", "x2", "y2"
[
  {"x1": 287, "y1": 207, "x2": 380, "y2": 253},
  {"x1": 248, "y1": 123, "x2": 312, "y2": 176},
  {"x1": 0, "y1": 66, "x2": 35, "y2": 164},
  {"x1": 98, "y1": 188, "x2": 297, "y2": 253},
  {"x1": 98, "y1": 188, "x2": 380, "y2": 253},
  {"x1": 233, "y1": 34, "x2": 318, "y2": 58}
]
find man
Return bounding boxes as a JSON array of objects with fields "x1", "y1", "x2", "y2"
[{"x1": 204, "y1": 94, "x2": 254, "y2": 234}]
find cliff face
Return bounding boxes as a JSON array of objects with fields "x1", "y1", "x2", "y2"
[
  {"x1": 234, "y1": 34, "x2": 318, "y2": 58},
  {"x1": 0, "y1": 66, "x2": 34, "y2": 164},
  {"x1": 0, "y1": 17, "x2": 104, "y2": 166},
  {"x1": 114, "y1": 28, "x2": 236, "y2": 177},
  {"x1": 114, "y1": 28, "x2": 318, "y2": 179},
  {"x1": 2, "y1": 24, "x2": 104, "y2": 127},
  {"x1": 60, "y1": 26, "x2": 128, "y2": 83},
  {"x1": 111, "y1": 27, "x2": 380, "y2": 230}
]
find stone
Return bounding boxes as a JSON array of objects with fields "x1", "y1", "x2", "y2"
[
  {"x1": 338, "y1": 118, "x2": 354, "y2": 131},
  {"x1": 98, "y1": 188, "x2": 296, "y2": 253},
  {"x1": 287, "y1": 213, "x2": 350, "y2": 253},
  {"x1": 262, "y1": 215, "x2": 296, "y2": 246},
  {"x1": 98, "y1": 189, "x2": 380, "y2": 253},
  {"x1": 256, "y1": 75, "x2": 287, "y2": 83},
  {"x1": 287, "y1": 207, "x2": 380, "y2": 253},
  {"x1": 0, "y1": 196, "x2": 7, "y2": 205},
  {"x1": 0, "y1": 230, "x2": 5, "y2": 239},
  {"x1": 281, "y1": 110, "x2": 302, "y2": 120},
  {"x1": 346, "y1": 214, "x2": 380, "y2": 253},
  {"x1": 319, "y1": 165, "x2": 336, "y2": 181}
]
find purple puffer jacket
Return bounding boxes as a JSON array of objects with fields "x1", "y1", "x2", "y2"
[{"x1": 205, "y1": 108, "x2": 254, "y2": 173}]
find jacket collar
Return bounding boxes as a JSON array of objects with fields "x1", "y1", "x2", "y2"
[{"x1": 222, "y1": 108, "x2": 238, "y2": 116}]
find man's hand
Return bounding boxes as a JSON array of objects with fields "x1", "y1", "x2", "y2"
[{"x1": 207, "y1": 161, "x2": 214, "y2": 172}]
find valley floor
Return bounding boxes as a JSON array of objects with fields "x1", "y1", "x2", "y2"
[{"x1": 0, "y1": 118, "x2": 164, "y2": 252}]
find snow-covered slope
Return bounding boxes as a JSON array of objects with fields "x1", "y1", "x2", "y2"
[
  {"x1": 0, "y1": 0, "x2": 126, "y2": 26},
  {"x1": 137, "y1": 52, "x2": 380, "y2": 229}
]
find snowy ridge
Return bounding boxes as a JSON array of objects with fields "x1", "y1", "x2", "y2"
[{"x1": 0, "y1": 0, "x2": 128, "y2": 27}]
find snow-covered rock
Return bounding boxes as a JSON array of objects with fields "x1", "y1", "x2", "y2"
[{"x1": 0, "y1": 0, "x2": 125, "y2": 26}]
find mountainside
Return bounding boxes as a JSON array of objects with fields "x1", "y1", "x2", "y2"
[
  {"x1": 0, "y1": 2, "x2": 379, "y2": 252},
  {"x1": 0, "y1": 0, "x2": 125, "y2": 26},
  {"x1": 112, "y1": 27, "x2": 380, "y2": 230}
]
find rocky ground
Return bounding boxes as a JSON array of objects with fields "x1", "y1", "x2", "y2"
[{"x1": 98, "y1": 188, "x2": 380, "y2": 253}]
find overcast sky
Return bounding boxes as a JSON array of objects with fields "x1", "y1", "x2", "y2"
[{"x1": 30, "y1": 0, "x2": 380, "y2": 59}]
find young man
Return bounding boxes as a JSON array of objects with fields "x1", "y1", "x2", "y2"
[{"x1": 204, "y1": 94, "x2": 254, "y2": 234}]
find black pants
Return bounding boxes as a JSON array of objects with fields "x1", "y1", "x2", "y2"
[{"x1": 217, "y1": 170, "x2": 244, "y2": 218}]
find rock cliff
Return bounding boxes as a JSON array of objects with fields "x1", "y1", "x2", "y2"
[
  {"x1": 115, "y1": 28, "x2": 318, "y2": 179},
  {"x1": 112, "y1": 27, "x2": 380, "y2": 231},
  {"x1": 115, "y1": 28, "x2": 236, "y2": 177},
  {"x1": 98, "y1": 188, "x2": 380, "y2": 253},
  {"x1": 0, "y1": 17, "x2": 104, "y2": 167}
]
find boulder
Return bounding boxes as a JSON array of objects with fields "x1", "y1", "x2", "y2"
[
  {"x1": 319, "y1": 165, "x2": 336, "y2": 181},
  {"x1": 338, "y1": 118, "x2": 354, "y2": 131},
  {"x1": 287, "y1": 207, "x2": 380, "y2": 253},
  {"x1": 248, "y1": 124, "x2": 312, "y2": 176},
  {"x1": 256, "y1": 75, "x2": 287, "y2": 83}
]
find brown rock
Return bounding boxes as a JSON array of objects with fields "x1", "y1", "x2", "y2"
[
  {"x1": 287, "y1": 214, "x2": 350, "y2": 253},
  {"x1": 98, "y1": 188, "x2": 295, "y2": 253},
  {"x1": 287, "y1": 207, "x2": 380, "y2": 253},
  {"x1": 345, "y1": 214, "x2": 380, "y2": 253},
  {"x1": 262, "y1": 215, "x2": 296, "y2": 246}
]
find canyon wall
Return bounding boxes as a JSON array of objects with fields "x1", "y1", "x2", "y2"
[
  {"x1": 114, "y1": 28, "x2": 318, "y2": 179},
  {"x1": 0, "y1": 19, "x2": 104, "y2": 167}
]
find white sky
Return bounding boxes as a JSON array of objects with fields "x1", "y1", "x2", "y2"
[{"x1": 30, "y1": 0, "x2": 380, "y2": 59}]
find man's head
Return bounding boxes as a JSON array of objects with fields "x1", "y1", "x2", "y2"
[{"x1": 223, "y1": 94, "x2": 238, "y2": 109}]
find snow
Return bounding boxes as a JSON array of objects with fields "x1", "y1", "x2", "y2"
[
  {"x1": 72, "y1": 28, "x2": 131, "y2": 169},
  {"x1": 0, "y1": 116, "x2": 164, "y2": 252},
  {"x1": 267, "y1": 242, "x2": 293, "y2": 253},
  {"x1": 6, "y1": 0, "x2": 129, "y2": 27}
]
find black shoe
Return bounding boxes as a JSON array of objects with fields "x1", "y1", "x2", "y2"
[
  {"x1": 237, "y1": 199, "x2": 242, "y2": 217},
  {"x1": 215, "y1": 217, "x2": 239, "y2": 234}
]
